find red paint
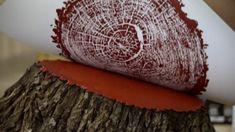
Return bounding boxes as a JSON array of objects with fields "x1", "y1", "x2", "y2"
[
  {"x1": 52, "y1": 0, "x2": 208, "y2": 94},
  {"x1": 39, "y1": 60, "x2": 204, "y2": 112}
]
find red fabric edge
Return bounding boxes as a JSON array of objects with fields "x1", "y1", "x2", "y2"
[{"x1": 39, "y1": 60, "x2": 205, "y2": 112}]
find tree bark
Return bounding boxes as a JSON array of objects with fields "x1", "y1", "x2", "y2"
[{"x1": 0, "y1": 63, "x2": 215, "y2": 132}]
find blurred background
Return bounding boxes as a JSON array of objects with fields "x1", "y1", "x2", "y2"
[
  {"x1": 0, "y1": 0, "x2": 234, "y2": 132},
  {"x1": 0, "y1": 33, "x2": 39, "y2": 96}
]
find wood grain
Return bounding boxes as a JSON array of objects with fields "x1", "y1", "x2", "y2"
[{"x1": 0, "y1": 63, "x2": 215, "y2": 131}]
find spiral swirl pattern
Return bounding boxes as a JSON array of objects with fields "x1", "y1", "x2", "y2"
[{"x1": 53, "y1": 0, "x2": 208, "y2": 93}]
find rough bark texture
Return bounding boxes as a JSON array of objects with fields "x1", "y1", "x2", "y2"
[{"x1": 0, "y1": 64, "x2": 215, "y2": 132}]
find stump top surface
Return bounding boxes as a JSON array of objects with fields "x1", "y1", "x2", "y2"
[{"x1": 40, "y1": 60, "x2": 204, "y2": 112}]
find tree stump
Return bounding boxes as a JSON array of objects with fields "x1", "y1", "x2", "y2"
[{"x1": 0, "y1": 63, "x2": 215, "y2": 132}]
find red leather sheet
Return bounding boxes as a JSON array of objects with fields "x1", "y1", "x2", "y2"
[{"x1": 39, "y1": 60, "x2": 204, "y2": 112}]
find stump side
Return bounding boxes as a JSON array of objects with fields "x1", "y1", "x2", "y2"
[{"x1": 0, "y1": 64, "x2": 215, "y2": 132}]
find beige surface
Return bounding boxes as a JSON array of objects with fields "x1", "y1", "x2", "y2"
[
  {"x1": 214, "y1": 124, "x2": 232, "y2": 132},
  {"x1": 204, "y1": 0, "x2": 235, "y2": 31},
  {"x1": 0, "y1": 0, "x2": 6, "y2": 6},
  {"x1": 0, "y1": 33, "x2": 38, "y2": 97}
]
